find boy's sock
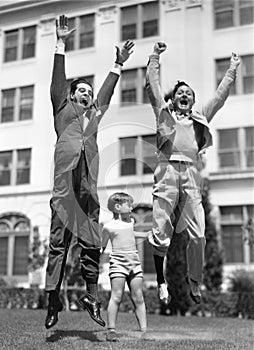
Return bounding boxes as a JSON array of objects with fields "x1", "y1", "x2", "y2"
[{"x1": 153, "y1": 255, "x2": 165, "y2": 285}]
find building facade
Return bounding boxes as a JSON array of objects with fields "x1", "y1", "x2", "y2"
[{"x1": 0, "y1": 0, "x2": 253, "y2": 288}]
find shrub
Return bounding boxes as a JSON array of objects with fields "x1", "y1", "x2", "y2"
[{"x1": 227, "y1": 270, "x2": 254, "y2": 319}]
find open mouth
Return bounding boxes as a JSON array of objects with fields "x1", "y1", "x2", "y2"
[
  {"x1": 81, "y1": 97, "x2": 89, "y2": 106},
  {"x1": 180, "y1": 99, "x2": 188, "y2": 106}
]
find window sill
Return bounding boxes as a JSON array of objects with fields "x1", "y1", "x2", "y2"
[
  {"x1": 0, "y1": 120, "x2": 33, "y2": 128},
  {"x1": 2, "y1": 57, "x2": 36, "y2": 67},
  {"x1": 210, "y1": 169, "x2": 254, "y2": 181}
]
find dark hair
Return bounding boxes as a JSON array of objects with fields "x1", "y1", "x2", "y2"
[
  {"x1": 172, "y1": 80, "x2": 195, "y2": 101},
  {"x1": 70, "y1": 78, "x2": 94, "y2": 97},
  {"x1": 107, "y1": 192, "x2": 134, "y2": 212}
]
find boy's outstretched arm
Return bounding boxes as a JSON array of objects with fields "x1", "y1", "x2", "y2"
[{"x1": 202, "y1": 52, "x2": 240, "y2": 123}]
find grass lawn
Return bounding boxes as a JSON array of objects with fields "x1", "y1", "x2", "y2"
[{"x1": 0, "y1": 309, "x2": 253, "y2": 350}]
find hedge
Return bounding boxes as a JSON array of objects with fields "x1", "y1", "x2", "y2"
[{"x1": 0, "y1": 286, "x2": 253, "y2": 319}]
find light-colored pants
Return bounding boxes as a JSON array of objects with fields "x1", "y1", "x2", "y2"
[{"x1": 148, "y1": 161, "x2": 206, "y2": 283}]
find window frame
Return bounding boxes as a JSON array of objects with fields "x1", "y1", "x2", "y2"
[
  {"x1": 120, "y1": 1, "x2": 159, "y2": 41},
  {"x1": 0, "y1": 148, "x2": 32, "y2": 186},
  {"x1": 0, "y1": 85, "x2": 34, "y2": 123},
  {"x1": 214, "y1": 0, "x2": 254, "y2": 29},
  {"x1": 220, "y1": 205, "x2": 254, "y2": 264},
  {"x1": 4, "y1": 25, "x2": 36, "y2": 63},
  {"x1": 119, "y1": 134, "x2": 156, "y2": 177},
  {"x1": 215, "y1": 54, "x2": 254, "y2": 95},
  {"x1": 0, "y1": 215, "x2": 30, "y2": 277},
  {"x1": 65, "y1": 13, "x2": 95, "y2": 52},
  {"x1": 217, "y1": 127, "x2": 254, "y2": 171}
]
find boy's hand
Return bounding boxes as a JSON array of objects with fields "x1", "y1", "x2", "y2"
[
  {"x1": 230, "y1": 52, "x2": 240, "y2": 69},
  {"x1": 153, "y1": 42, "x2": 167, "y2": 55},
  {"x1": 115, "y1": 40, "x2": 135, "y2": 65},
  {"x1": 56, "y1": 14, "x2": 76, "y2": 43}
]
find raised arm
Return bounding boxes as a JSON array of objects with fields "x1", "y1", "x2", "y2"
[
  {"x1": 146, "y1": 42, "x2": 167, "y2": 118},
  {"x1": 50, "y1": 15, "x2": 76, "y2": 116},
  {"x1": 202, "y1": 53, "x2": 240, "y2": 123},
  {"x1": 94, "y1": 40, "x2": 134, "y2": 119}
]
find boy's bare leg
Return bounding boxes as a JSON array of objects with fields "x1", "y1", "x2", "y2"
[{"x1": 128, "y1": 276, "x2": 147, "y2": 332}]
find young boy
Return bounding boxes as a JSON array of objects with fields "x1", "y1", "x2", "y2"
[{"x1": 101, "y1": 192, "x2": 148, "y2": 342}]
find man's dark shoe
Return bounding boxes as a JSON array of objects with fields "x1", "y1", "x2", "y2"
[
  {"x1": 78, "y1": 293, "x2": 105, "y2": 327},
  {"x1": 45, "y1": 293, "x2": 63, "y2": 329},
  {"x1": 186, "y1": 276, "x2": 201, "y2": 304}
]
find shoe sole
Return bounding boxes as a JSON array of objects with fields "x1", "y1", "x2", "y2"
[{"x1": 77, "y1": 299, "x2": 105, "y2": 327}]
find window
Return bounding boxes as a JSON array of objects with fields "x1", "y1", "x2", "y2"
[
  {"x1": 0, "y1": 214, "x2": 30, "y2": 276},
  {"x1": 214, "y1": 0, "x2": 254, "y2": 29},
  {"x1": 120, "y1": 134, "x2": 156, "y2": 176},
  {"x1": 0, "y1": 149, "x2": 31, "y2": 186},
  {"x1": 216, "y1": 55, "x2": 254, "y2": 95},
  {"x1": 218, "y1": 127, "x2": 254, "y2": 170},
  {"x1": 121, "y1": 67, "x2": 148, "y2": 105},
  {"x1": 65, "y1": 14, "x2": 95, "y2": 51},
  {"x1": 220, "y1": 205, "x2": 254, "y2": 263},
  {"x1": 4, "y1": 25, "x2": 36, "y2": 62},
  {"x1": 218, "y1": 129, "x2": 240, "y2": 168},
  {"x1": 1, "y1": 85, "x2": 34, "y2": 123},
  {"x1": 121, "y1": 1, "x2": 159, "y2": 41}
]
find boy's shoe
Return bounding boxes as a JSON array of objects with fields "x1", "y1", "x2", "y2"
[
  {"x1": 186, "y1": 276, "x2": 201, "y2": 304},
  {"x1": 106, "y1": 330, "x2": 119, "y2": 342},
  {"x1": 158, "y1": 283, "x2": 171, "y2": 305}
]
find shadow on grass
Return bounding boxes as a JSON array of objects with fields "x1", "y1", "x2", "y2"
[{"x1": 46, "y1": 329, "x2": 102, "y2": 343}]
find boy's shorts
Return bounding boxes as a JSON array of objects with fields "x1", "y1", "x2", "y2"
[{"x1": 109, "y1": 251, "x2": 143, "y2": 279}]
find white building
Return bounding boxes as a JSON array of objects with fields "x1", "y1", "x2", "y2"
[{"x1": 0, "y1": 0, "x2": 253, "y2": 288}]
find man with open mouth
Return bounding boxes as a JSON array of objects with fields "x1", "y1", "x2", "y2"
[
  {"x1": 44, "y1": 14, "x2": 134, "y2": 330},
  {"x1": 146, "y1": 42, "x2": 240, "y2": 307}
]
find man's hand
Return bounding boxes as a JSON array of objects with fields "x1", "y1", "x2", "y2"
[
  {"x1": 230, "y1": 52, "x2": 240, "y2": 69},
  {"x1": 153, "y1": 42, "x2": 167, "y2": 55},
  {"x1": 115, "y1": 40, "x2": 135, "y2": 65},
  {"x1": 56, "y1": 14, "x2": 76, "y2": 43}
]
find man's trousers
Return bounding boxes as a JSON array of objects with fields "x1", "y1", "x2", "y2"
[
  {"x1": 45, "y1": 151, "x2": 100, "y2": 292},
  {"x1": 148, "y1": 161, "x2": 206, "y2": 283}
]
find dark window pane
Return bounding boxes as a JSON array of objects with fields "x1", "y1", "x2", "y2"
[
  {"x1": 220, "y1": 206, "x2": 243, "y2": 222},
  {"x1": 142, "y1": 1, "x2": 158, "y2": 37},
  {"x1": 19, "y1": 86, "x2": 34, "y2": 120},
  {"x1": 242, "y1": 55, "x2": 254, "y2": 94},
  {"x1": 245, "y1": 127, "x2": 254, "y2": 167},
  {"x1": 219, "y1": 152, "x2": 240, "y2": 168},
  {"x1": 120, "y1": 137, "x2": 137, "y2": 175},
  {"x1": 1, "y1": 89, "x2": 15, "y2": 123},
  {"x1": 121, "y1": 158, "x2": 136, "y2": 175},
  {"x1": 0, "y1": 151, "x2": 12, "y2": 186},
  {"x1": 240, "y1": 1, "x2": 254, "y2": 25},
  {"x1": 79, "y1": 14, "x2": 94, "y2": 48},
  {"x1": 16, "y1": 149, "x2": 31, "y2": 184},
  {"x1": 214, "y1": 0, "x2": 234, "y2": 29},
  {"x1": 121, "y1": 89, "x2": 137, "y2": 104},
  {"x1": 65, "y1": 18, "x2": 75, "y2": 51},
  {"x1": 0, "y1": 237, "x2": 8, "y2": 274},
  {"x1": 143, "y1": 20, "x2": 158, "y2": 37},
  {"x1": 13, "y1": 236, "x2": 29, "y2": 275},
  {"x1": 121, "y1": 5, "x2": 137, "y2": 40},
  {"x1": 22, "y1": 26, "x2": 36, "y2": 59},
  {"x1": 4, "y1": 30, "x2": 18, "y2": 62},
  {"x1": 122, "y1": 24, "x2": 136, "y2": 41},
  {"x1": 121, "y1": 69, "x2": 137, "y2": 104},
  {"x1": 221, "y1": 225, "x2": 244, "y2": 263},
  {"x1": 218, "y1": 129, "x2": 238, "y2": 149}
]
